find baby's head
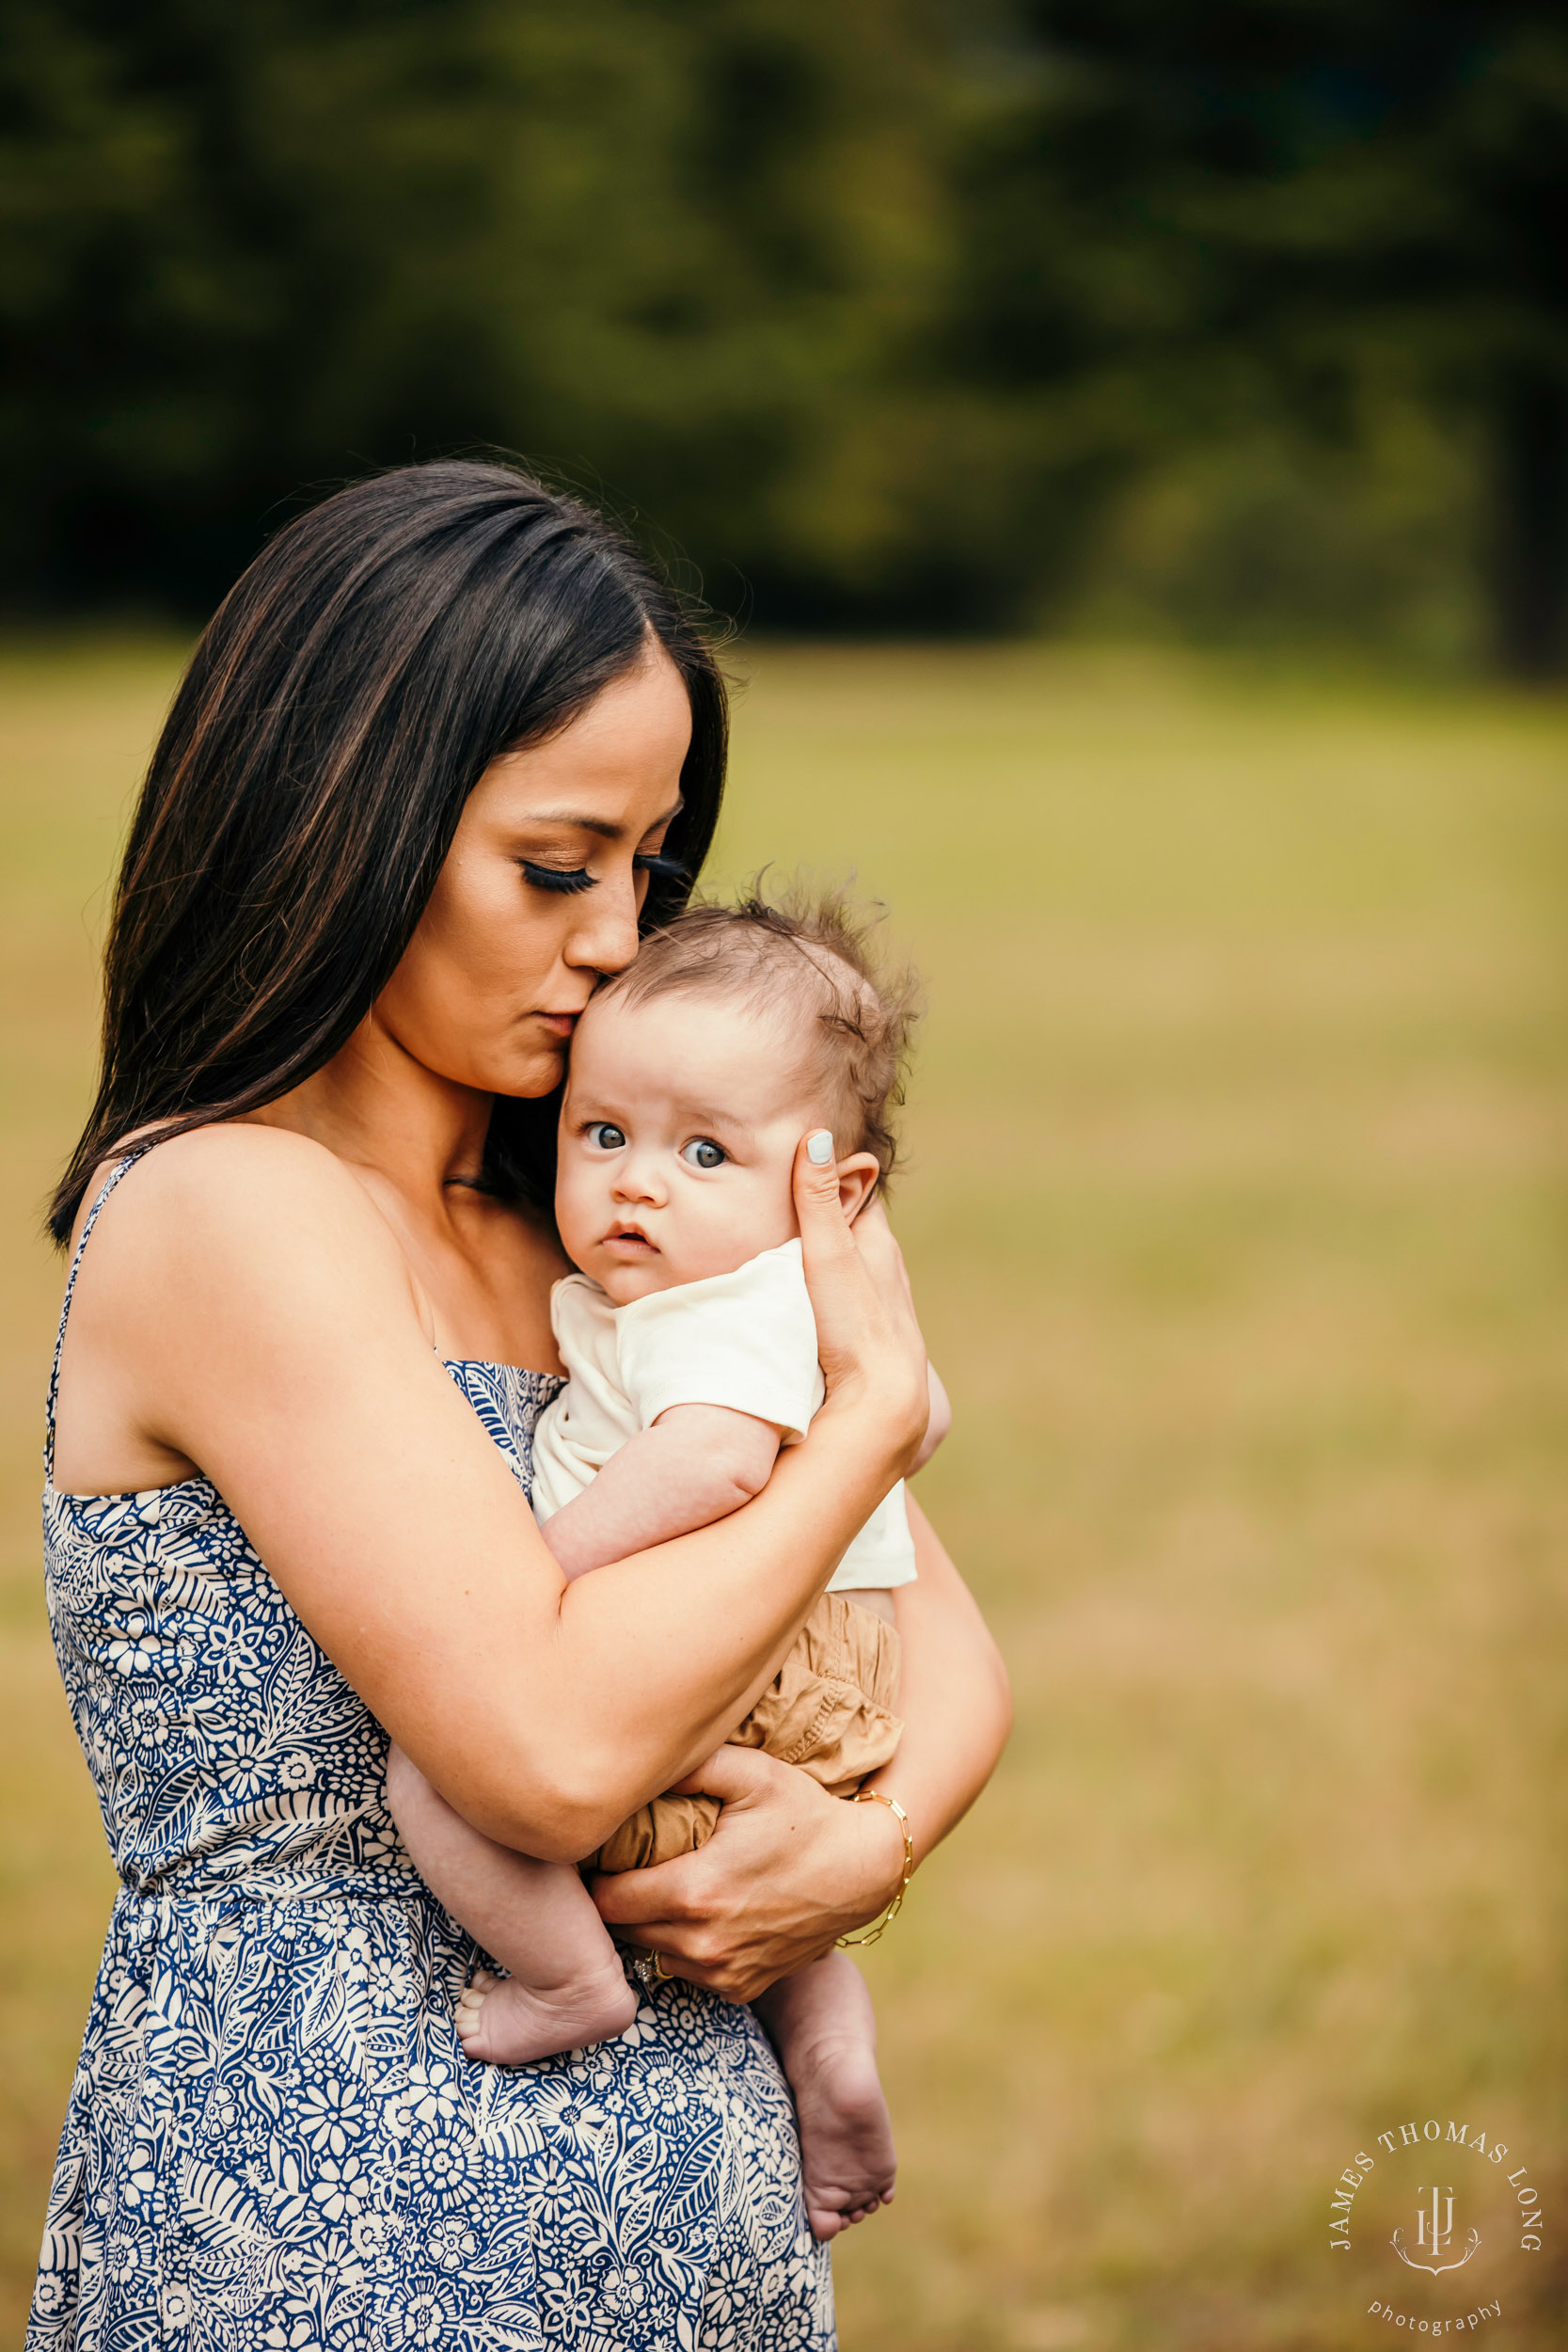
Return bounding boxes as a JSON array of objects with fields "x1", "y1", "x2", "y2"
[{"x1": 556, "y1": 886, "x2": 918, "y2": 1303}]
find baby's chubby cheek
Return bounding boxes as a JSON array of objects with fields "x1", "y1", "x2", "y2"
[
  {"x1": 673, "y1": 1179, "x2": 799, "y2": 1281},
  {"x1": 552, "y1": 1166, "x2": 623, "y2": 1282}
]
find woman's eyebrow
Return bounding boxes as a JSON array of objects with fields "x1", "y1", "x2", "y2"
[
  {"x1": 527, "y1": 795, "x2": 685, "y2": 843},
  {"x1": 527, "y1": 809, "x2": 624, "y2": 841}
]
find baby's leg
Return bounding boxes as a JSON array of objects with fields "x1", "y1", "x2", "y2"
[
  {"x1": 385, "y1": 1744, "x2": 638, "y2": 2064},
  {"x1": 752, "y1": 1949, "x2": 896, "y2": 2241}
]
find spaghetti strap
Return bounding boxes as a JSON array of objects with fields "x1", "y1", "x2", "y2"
[{"x1": 44, "y1": 1143, "x2": 160, "y2": 1482}]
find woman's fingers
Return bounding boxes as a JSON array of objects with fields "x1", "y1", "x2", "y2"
[
  {"x1": 791, "y1": 1130, "x2": 860, "y2": 1269},
  {"x1": 794, "y1": 1135, "x2": 927, "y2": 1462},
  {"x1": 591, "y1": 1749, "x2": 767, "y2": 1948},
  {"x1": 592, "y1": 1844, "x2": 712, "y2": 1931},
  {"x1": 668, "y1": 1743, "x2": 774, "y2": 1807},
  {"x1": 793, "y1": 1129, "x2": 876, "y2": 1392},
  {"x1": 592, "y1": 1750, "x2": 786, "y2": 1993},
  {"x1": 593, "y1": 1851, "x2": 748, "y2": 1994},
  {"x1": 589, "y1": 1747, "x2": 907, "y2": 2002},
  {"x1": 852, "y1": 1197, "x2": 915, "y2": 1308},
  {"x1": 849, "y1": 1198, "x2": 920, "y2": 1341}
]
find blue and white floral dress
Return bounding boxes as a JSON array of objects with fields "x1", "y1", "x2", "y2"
[{"x1": 30, "y1": 1150, "x2": 832, "y2": 2352}]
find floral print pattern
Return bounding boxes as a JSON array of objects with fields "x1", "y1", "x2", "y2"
[{"x1": 30, "y1": 1152, "x2": 832, "y2": 2351}]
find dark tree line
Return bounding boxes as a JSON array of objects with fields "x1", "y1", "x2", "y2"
[{"x1": 3, "y1": 0, "x2": 1566, "y2": 666}]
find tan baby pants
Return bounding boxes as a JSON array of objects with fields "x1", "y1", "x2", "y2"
[{"x1": 589, "y1": 1589, "x2": 902, "y2": 1874}]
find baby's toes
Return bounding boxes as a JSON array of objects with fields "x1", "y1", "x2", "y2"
[{"x1": 455, "y1": 1973, "x2": 496, "y2": 2046}]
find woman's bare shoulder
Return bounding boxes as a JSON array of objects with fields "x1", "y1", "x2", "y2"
[
  {"x1": 82, "y1": 1120, "x2": 374, "y2": 1218},
  {"x1": 75, "y1": 1123, "x2": 416, "y2": 1308}
]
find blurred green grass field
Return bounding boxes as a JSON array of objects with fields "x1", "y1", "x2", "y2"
[{"x1": 2, "y1": 642, "x2": 1566, "y2": 2346}]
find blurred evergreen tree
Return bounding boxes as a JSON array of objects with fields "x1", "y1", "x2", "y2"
[
  {"x1": 2, "y1": 0, "x2": 1566, "y2": 656},
  {"x1": 0, "y1": 0, "x2": 975, "y2": 620},
  {"x1": 958, "y1": 4, "x2": 1568, "y2": 670}
]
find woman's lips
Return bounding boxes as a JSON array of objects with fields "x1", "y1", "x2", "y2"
[{"x1": 534, "y1": 1011, "x2": 579, "y2": 1041}]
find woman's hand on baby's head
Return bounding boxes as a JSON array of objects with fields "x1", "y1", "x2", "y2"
[{"x1": 793, "y1": 1131, "x2": 928, "y2": 1475}]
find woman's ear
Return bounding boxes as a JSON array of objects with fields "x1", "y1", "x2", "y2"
[{"x1": 835, "y1": 1152, "x2": 883, "y2": 1225}]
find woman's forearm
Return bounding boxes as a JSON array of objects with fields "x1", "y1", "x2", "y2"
[
  {"x1": 864, "y1": 1493, "x2": 1011, "y2": 1866},
  {"x1": 364, "y1": 1394, "x2": 909, "y2": 1861},
  {"x1": 590, "y1": 1507, "x2": 1009, "y2": 1997},
  {"x1": 133, "y1": 1128, "x2": 931, "y2": 1864},
  {"x1": 506, "y1": 1401, "x2": 895, "y2": 1849}
]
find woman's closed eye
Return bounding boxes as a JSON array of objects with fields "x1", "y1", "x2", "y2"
[
  {"x1": 679, "y1": 1137, "x2": 727, "y2": 1170},
  {"x1": 520, "y1": 861, "x2": 594, "y2": 896},
  {"x1": 633, "y1": 850, "x2": 688, "y2": 885},
  {"x1": 520, "y1": 850, "x2": 685, "y2": 897}
]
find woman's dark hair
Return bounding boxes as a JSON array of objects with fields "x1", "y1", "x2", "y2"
[{"x1": 49, "y1": 460, "x2": 727, "y2": 1244}]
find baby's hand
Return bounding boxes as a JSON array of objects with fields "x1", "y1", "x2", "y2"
[{"x1": 910, "y1": 1364, "x2": 951, "y2": 1474}]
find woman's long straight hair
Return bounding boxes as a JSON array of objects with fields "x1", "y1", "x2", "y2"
[{"x1": 50, "y1": 462, "x2": 727, "y2": 1243}]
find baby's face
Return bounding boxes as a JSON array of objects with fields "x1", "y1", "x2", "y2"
[{"x1": 555, "y1": 989, "x2": 822, "y2": 1303}]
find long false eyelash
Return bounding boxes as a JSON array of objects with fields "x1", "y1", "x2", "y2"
[{"x1": 522, "y1": 852, "x2": 688, "y2": 896}]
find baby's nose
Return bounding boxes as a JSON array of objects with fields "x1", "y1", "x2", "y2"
[{"x1": 610, "y1": 1154, "x2": 665, "y2": 1203}]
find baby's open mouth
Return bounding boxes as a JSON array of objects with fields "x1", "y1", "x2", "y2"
[{"x1": 604, "y1": 1226, "x2": 659, "y2": 1254}]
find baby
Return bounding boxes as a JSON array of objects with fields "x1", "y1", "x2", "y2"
[{"x1": 388, "y1": 887, "x2": 942, "y2": 2241}]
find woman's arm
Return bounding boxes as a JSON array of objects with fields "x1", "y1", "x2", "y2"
[
  {"x1": 863, "y1": 1491, "x2": 1012, "y2": 1860},
  {"x1": 592, "y1": 1496, "x2": 1011, "y2": 1999},
  {"x1": 57, "y1": 1122, "x2": 929, "y2": 1864}
]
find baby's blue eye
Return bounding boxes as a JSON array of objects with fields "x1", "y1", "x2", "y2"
[
  {"x1": 680, "y1": 1137, "x2": 727, "y2": 1170},
  {"x1": 587, "y1": 1123, "x2": 626, "y2": 1152}
]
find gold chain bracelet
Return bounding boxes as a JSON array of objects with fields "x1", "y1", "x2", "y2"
[{"x1": 837, "y1": 1789, "x2": 913, "y2": 1948}]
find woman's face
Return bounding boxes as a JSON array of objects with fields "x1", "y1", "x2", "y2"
[{"x1": 374, "y1": 645, "x2": 694, "y2": 1100}]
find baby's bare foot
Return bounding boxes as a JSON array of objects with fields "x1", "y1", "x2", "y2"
[
  {"x1": 455, "y1": 1963, "x2": 640, "y2": 2066},
  {"x1": 787, "y1": 2028, "x2": 897, "y2": 2241}
]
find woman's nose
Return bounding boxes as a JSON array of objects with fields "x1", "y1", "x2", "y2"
[{"x1": 566, "y1": 870, "x2": 642, "y2": 979}]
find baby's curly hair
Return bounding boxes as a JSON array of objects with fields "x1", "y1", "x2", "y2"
[{"x1": 597, "y1": 879, "x2": 921, "y2": 1183}]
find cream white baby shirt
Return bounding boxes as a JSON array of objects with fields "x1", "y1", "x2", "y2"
[{"x1": 530, "y1": 1237, "x2": 917, "y2": 1591}]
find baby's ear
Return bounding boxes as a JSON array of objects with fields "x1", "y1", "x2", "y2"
[{"x1": 835, "y1": 1152, "x2": 882, "y2": 1226}]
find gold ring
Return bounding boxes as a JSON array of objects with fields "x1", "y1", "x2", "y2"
[{"x1": 653, "y1": 1951, "x2": 673, "y2": 1981}]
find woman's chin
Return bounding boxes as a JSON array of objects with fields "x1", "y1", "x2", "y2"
[{"x1": 486, "y1": 1044, "x2": 569, "y2": 1100}]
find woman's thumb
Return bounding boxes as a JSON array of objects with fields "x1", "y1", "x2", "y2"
[
  {"x1": 670, "y1": 1744, "x2": 772, "y2": 1805},
  {"x1": 793, "y1": 1130, "x2": 852, "y2": 1247}
]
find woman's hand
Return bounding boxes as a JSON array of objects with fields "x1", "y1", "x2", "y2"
[
  {"x1": 595, "y1": 1505, "x2": 1012, "y2": 2000},
  {"x1": 794, "y1": 1134, "x2": 928, "y2": 1476},
  {"x1": 590, "y1": 1745, "x2": 908, "y2": 2003}
]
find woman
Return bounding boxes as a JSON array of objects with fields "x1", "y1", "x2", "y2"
[{"x1": 34, "y1": 462, "x2": 1010, "y2": 2350}]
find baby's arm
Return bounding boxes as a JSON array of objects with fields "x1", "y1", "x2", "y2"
[
  {"x1": 383, "y1": 1406, "x2": 780, "y2": 2060},
  {"x1": 541, "y1": 1404, "x2": 784, "y2": 1581}
]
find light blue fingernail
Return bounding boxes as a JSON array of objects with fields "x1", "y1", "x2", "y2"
[{"x1": 806, "y1": 1131, "x2": 834, "y2": 1165}]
